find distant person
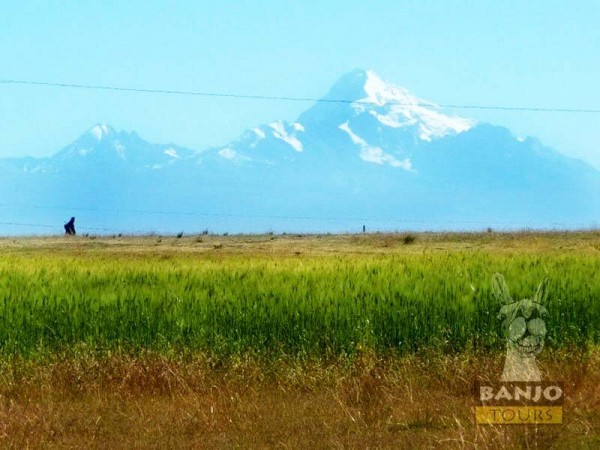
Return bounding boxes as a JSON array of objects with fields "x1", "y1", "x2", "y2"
[
  {"x1": 362, "y1": 225, "x2": 366, "y2": 234},
  {"x1": 64, "y1": 217, "x2": 76, "y2": 236}
]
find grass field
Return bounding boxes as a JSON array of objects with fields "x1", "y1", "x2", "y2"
[{"x1": 0, "y1": 231, "x2": 599, "y2": 448}]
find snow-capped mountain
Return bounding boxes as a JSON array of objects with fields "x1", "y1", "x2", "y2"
[
  {"x1": 1, "y1": 124, "x2": 195, "y2": 177},
  {"x1": 41, "y1": 124, "x2": 194, "y2": 172},
  {"x1": 1, "y1": 69, "x2": 599, "y2": 234},
  {"x1": 204, "y1": 69, "x2": 475, "y2": 171}
]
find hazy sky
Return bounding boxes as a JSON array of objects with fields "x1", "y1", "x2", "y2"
[{"x1": 1, "y1": 1, "x2": 599, "y2": 168}]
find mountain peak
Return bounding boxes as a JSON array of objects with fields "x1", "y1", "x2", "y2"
[
  {"x1": 300, "y1": 70, "x2": 475, "y2": 142},
  {"x1": 322, "y1": 69, "x2": 370, "y2": 102},
  {"x1": 361, "y1": 70, "x2": 420, "y2": 107},
  {"x1": 88, "y1": 124, "x2": 114, "y2": 141},
  {"x1": 324, "y1": 69, "x2": 414, "y2": 104}
]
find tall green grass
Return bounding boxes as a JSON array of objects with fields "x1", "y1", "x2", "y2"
[{"x1": 0, "y1": 251, "x2": 598, "y2": 357}]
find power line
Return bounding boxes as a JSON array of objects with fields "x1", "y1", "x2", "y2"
[
  {"x1": 0, "y1": 221, "x2": 119, "y2": 232},
  {"x1": 0, "y1": 203, "x2": 595, "y2": 229},
  {"x1": 0, "y1": 202, "x2": 547, "y2": 224},
  {"x1": 1, "y1": 78, "x2": 600, "y2": 114},
  {"x1": 0, "y1": 218, "x2": 595, "y2": 235},
  {"x1": 0, "y1": 221, "x2": 55, "y2": 229}
]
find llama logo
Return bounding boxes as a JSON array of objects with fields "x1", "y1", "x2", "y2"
[
  {"x1": 475, "y1": 274, "x2": 563, "y2": 424},
  {"x1": 492, "y1": 273, "x2": 549, "y2": 382}
]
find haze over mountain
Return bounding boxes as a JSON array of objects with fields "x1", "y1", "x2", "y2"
[{"x1": 1, "y1": 69, "x2": 599, "y2": 235}]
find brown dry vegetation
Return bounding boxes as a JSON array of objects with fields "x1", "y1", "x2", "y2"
[
  {"x1": 2, "y1": 229, "x2": 600, "y2": 257},
  {"x1": 0, "y1": 349, "x2": 598, "y2": 449}
]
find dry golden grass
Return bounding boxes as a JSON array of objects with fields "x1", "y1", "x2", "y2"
[
  {"x1": 0, "y1": 349, "x2": 597, "y2": 449},
  {"x1": 1, "y1": 229, "x2": 600, "y2": 258}
]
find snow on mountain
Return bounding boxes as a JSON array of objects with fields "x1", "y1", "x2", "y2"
[
  {"x1": 338, "y1": 121, "x2": 412, "y2": 170},
  {"x1": 357, "y1": 70, "x2": 474, "y2": 141},
  {"x1": 271, "y1": 69, "x2": 479, "y2": 172},
  {"x1": 197, "y1": 69, "x2": 472, "y2": 171},
  {"x1": 163, "y1": 148, "x2": 181, "y2": 159},
  {"x1": 89, "y1": 124, "x2": 112, "y2": 141},
  {"x1": 269, "y1": 121, "x2": 304, "y2": 152},
  {"x1": 201, "y1": 120, "x2": 307, "y2": 166},
  {"x1": 36, "y1": 124, "x2": 195, "y2": 172}
]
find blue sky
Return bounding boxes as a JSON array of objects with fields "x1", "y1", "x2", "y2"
[{"x1": 1, "y1": 1, "x2": 599, "y2": 168}]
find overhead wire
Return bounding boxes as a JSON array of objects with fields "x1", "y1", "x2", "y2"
[
  {"x1": 0, "y1": 207, "x2": 595, "y2": 233},
  {"x1": 1, "y1": 78, "x2": 599, "y2": 113}
]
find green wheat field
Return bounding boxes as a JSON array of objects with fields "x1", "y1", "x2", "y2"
[{"x1": 0, "y1": 233, "x2": 598, "y2": 358}]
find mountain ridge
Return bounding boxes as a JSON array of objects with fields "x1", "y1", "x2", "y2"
[{"x1": 1, "y1": 69, "x2": 598, "y2": 234}]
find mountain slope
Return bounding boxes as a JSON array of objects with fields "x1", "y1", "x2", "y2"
[{"x1": 1, "y1": 69, "x2": 598, "y2": 234}]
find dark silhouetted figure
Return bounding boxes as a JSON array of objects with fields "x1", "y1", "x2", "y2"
[
  {"x1": 362, "y1": 225, "x2": 366, "y2": 234},
  {"x1": 64, "y1": 217, "x2": 76, "y2": 236}
]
